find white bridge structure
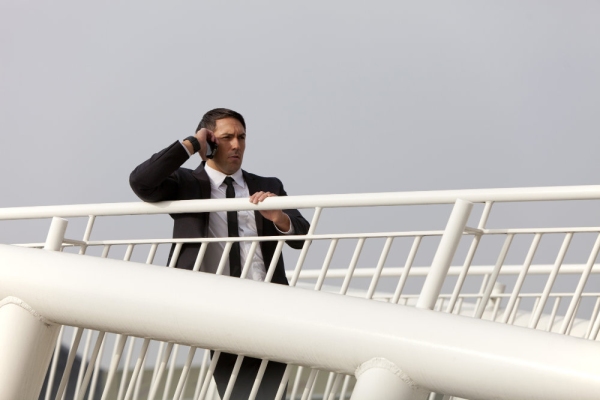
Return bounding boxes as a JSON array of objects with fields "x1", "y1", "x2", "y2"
[{"x1": 1, "y1": 186, "x2": 600, "y2": 400}]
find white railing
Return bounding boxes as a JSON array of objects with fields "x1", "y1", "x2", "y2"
[
  {"x1": 2, "y1": 244, "x2": 600, "y2": 400},
  {"x1": 1, "y1": 185, "x2": 600, "y2": 400}
]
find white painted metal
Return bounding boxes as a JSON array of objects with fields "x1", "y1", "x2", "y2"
[
  {"x1": 1, "y1": 245, "x2": 600, "y2": 400},
  {"x1": 3, "y1": 186, "x2": 600, "y2": 399},
  {"x1": 417, "y1": 199, "x2": 473, "y2": 310},
  {"x1": 0, "y1": 217, "x2": 67, "y2": 400},
  {"x1": 0, "y1": 298, "x2": 61, "y2": 400},
  {"x1": 351, "y1": 358, "x2": 428, "y2": 400},
  {"x1": 43, "y1": 216, "x2": 68, "y2": 251},
  {"x1": 2, "y1": 185, "x2": 600, "y2": 220}
]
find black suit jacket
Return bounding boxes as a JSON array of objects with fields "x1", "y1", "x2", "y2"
[{"x1": 129, "y1": 141, "x2": 310, "y2": 285}]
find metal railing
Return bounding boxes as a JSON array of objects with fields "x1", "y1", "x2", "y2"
[{"x1": 1, "y1": 185, "x2": 600, "y2": 400}]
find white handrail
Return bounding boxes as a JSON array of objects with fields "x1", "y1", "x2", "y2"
[
  {"x1": 1, "y1": 185, "x2": 600, "y2": 220},
  {"x1": 1, "y1": 244, "x2": 599, "y2": 400}
]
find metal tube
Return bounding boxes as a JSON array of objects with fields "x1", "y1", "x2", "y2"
[
  {"x1": 0, "y1": 298, "x2": 61, "y2": 400},
  {"x1": 163, "y1": 344, "x2": 179, "y2": 400},
  {"x1": 123, "y1": 338, "x2": 150, "y2": 400},
  {"x1": 529, "y1": 233, "x2": 573, "y2": 329},
  {"x1": 248, "y1": 359, "x2": 269, "y2": 400},
  {"x1": 560, "y1": 233, "x2": 600, "y2": 334},
  {"x1": 351, "y1": 358, "x2": 428, "y2": 400},
  {"x1": 274, "y1": 363, "x2": 292, "y2": 400},
  {"x1": 168, "y1": 243, "x2": 183, "y2": 268},
  {"x1": 446, "y1": 234, "x2": 481, "y2": 314},
  {"x1": 547, "y1": 297, "x2": 561, "y2": 332},
  {"x1": 392, "y1": 236, "x2": 422, "y2": 304},
  {"x1": 290, "y1": 366, "x2": 304, "y2": 400},
  {"x1": 197, "y1": 351, "x2": 220, "y2": 400},
  {"x1": 265, "y1": 240, "x2": 285, "y2": 283},
  {"x1": 74, "y1": 329, "x2": 93, "y2": 400},
  {"x1": 340, "y1": 238, "x2": 366, "y2": 296},
  {"x1": 75, "y1": 330, "x2": 105, "y2": 400},
  {"x1": 215, "y1": 242, "x2": 233, "y2": 276},
  {"x1": 316, "y1": 239, "x2": 339, "y2": 291},
  {"x1": 300, "y1": 369, "x2": 318, "y2": 400},
  {"x1": 44, "y1": 217, "x2": 68, "y2": 251},
  {"x1": 446, "y1": 202, "x2": 493, "y2": 313},
  {"x1": 290, "y1": 207, "x2": 323, "y2": 287},
  {"x1": 240, "y1": 241, "x2": 259, "y2": 279},
  {"x1": 173, "y1": 346, "x2": 197, "y2": 400},
  {"x1": 88, "y1": 333, "x2": 106, "y2": 400},
  {"x1": 117, "y1": 336, "x2": 136, "y2": 400},
  {"x1": 417, "y1": 199, "x2": 473, "y2": 310},
  {"x1": 101, "y1": 334, "x2": 128, "y2": 400},
  {"x1": 339, "y1": 375, "x2": 351, "y2": 400},
  {"x1": 322, "y1": 372, "x2": 336, "y2": 400},
  {"x1": 193, "y1": 350, "x2": 210, "y2": 400},
  {"x1": 327, "y1": 373, "x2": 343, "y2": 400},
  {"x1": 366, "y1": 237, "x2": 394, "y2": 300},
  {"x1": 5, "y1": 185, "x2": 600, "y2": 221},
  {"x1": 148, "y1": 342, "x2": 174, "y2": 400},
  {"x1": 192, "y1": 242, "x2": 208, "y2": 272},
  {"x1": 45, "y1": 325, "x2": 64, "y2": 400},
  {"x1": 78, "y1": 215, "x2": 96, "y2": 255},
  {"x1": 590, "y1": 301, "x2": 600, "y2": 340},
  {"x1": 474, "y1": 234, "x2": 514, "y2": 319},
  {"x1": 5, "y1": 246, "x2": 600, "y2": 400},
  {"x1": 501, "y1": 233, "x2": 542, "y2": 324},
  {"x1": 222, "y1": 355, "x2": 245, "y2": 400},
  {"x1": 55, "y1": 327, "x2": 83, "y2": 400}
]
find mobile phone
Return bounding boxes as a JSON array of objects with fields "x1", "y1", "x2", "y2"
[{"x1": 206, "y1": 138, "x2": 218, "y2": 159}]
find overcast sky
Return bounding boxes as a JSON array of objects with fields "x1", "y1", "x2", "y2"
[
  {"x1": 2, "y1": 1, "x2": 600, "y2": 276},
  {"x1": 2, "y1": 1, "x2": 599, "y2": 208}
]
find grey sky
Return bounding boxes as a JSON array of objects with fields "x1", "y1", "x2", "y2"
[{"x1": 2, "y1": 1, "x2": 599, "y2": 208}]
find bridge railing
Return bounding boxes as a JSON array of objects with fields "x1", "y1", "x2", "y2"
[{"x1": 1, "y1": 185, "x2": 600, "y2": 400}]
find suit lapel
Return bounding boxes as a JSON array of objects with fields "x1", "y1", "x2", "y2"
[{"x1": 243, "y1": 170, "x2": 264, "y2": 236}]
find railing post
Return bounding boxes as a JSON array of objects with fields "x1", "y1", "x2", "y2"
[
  {"x1": 417, "y1": 199, "x2": 473, "y2": 310},
  {"x1": 351, "y1": 358, "x2": 428, "y2": 400},
  {"x1": 0, "y1": 217, "x2": 66, "y2": 400}
]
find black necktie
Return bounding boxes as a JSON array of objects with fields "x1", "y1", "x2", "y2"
[{"x1": 224, "y1": 176, "x2": 242, "y2": 277}]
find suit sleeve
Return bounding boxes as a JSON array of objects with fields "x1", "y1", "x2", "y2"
[
  {"x1": 129, "y1": 141, "x2": 190, "y2": 202},
  {"x1": 276, "y1": 179, "x2": 310, "y2": 249}
]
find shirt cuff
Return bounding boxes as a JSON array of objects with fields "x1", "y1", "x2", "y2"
[
  {"x1": 180, "y1": 141, "x2": 192, "y2": 157},
  {"x1": 274, "y1": 214, "x2": 295, "y2": 235}
]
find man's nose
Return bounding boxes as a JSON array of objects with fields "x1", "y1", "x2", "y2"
[{"x1": 231, "y1": 137, "x2": 240, "y2": 149}]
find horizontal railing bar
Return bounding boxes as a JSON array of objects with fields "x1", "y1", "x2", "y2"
[
  {"x1": 484, "y1": 227, "x2": 600, "y2": 234},
  {"x1": 396, "y1": 293, "x2": 600, "y2": 299},
  {"x1": 11, "y1": 230, "x2": 449, "y2": 248},
  {"x1": 293, "y1": 264, "x2": 600, "y2": 279},
  {"x1": 2, "y1": 185, "x2": 600, "y2": 220},
  {"x1": 63, "y1": 238, "x2": 87, "y2": 246},
  {"x1": 2, "y1": 245, "x2": 599, "y2": 400},
  {"x1": 12, "y1": 227, "x2": 600, "y2": 249}
]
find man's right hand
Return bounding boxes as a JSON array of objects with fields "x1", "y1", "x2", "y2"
[
  {"x1": 183, "y1": 128, "x2": 215, "y2": 160},
  {"x1": 195, "y1": 128, "x2": 217, "y2": 161}
]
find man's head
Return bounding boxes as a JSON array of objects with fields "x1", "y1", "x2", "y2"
[{"x1": 198, "y1": 108, "x2": 246, "y2": 175}]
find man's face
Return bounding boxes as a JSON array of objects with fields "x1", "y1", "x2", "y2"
[{"x1": 206, "y1": 117, "x2": 246, "y2": 175}]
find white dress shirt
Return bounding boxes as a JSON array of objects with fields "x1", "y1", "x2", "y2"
[{"x1": 182, "y1": 143, "x2": 293, "y2": 281}]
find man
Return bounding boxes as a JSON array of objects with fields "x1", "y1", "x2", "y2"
[{"x1": 129, "y1": 108, "x2": 310, "y2": 399}]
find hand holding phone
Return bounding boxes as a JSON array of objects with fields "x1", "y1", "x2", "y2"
[
  {"x1": 206, "y1": 137, "x2": 218, "y2": 159},
  {"x1": 194, "y1": 128, "x2": 218, "y2": 160}
]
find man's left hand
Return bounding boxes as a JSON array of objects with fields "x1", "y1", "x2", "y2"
[{"x1": 249, "y1": 191, "x2": 291, "y2": 232}]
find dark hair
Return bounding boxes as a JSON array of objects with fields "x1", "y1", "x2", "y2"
[{"x1": 196, "y1": 108, "x2": 246, "y2": 132}]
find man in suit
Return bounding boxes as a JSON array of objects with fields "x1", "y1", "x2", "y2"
[{"x1": 129, "y1": 108, "x2": 310, "y2": 399}]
